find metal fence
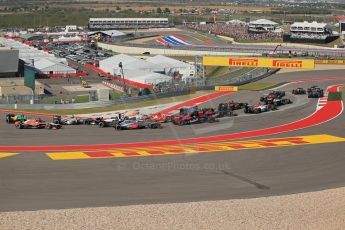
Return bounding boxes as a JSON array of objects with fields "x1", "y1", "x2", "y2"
[
  {"x1": 0, "y1": 68, "x2": 277, "y2": 110},
  {"x1": 110, "y1": 41, "x2": 345, "y2": 57}
]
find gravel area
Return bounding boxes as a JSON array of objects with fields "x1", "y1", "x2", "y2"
[{"x1": 1, "y1": 187, "x2": 344, "y2": 230}]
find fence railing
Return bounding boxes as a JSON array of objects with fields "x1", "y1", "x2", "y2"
[
  {"x1": 109, "y1": 41, "x2": 345, "y2": 57},
  {"x1": 0, "y1": 68, "x2": 278, "y2": 109}
]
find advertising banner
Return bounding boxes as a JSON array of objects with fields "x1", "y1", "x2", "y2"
[
  {"x1": 203, "y1": 56, "x2": 315, "y2": 69},
  {"x1": 315, "y1": 60, "x2": 345, "y2": 65},
  {"x1": 215, "y1": 86, "x2": 238, "y2": 92}
]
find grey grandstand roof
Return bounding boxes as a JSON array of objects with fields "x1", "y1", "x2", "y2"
[
  {"x1": 146, "y1": 55, "x2": 192, "y2": 69},
  {"x1": 88, "y1": 30, "x2": 126, "y2": 37},
  {"x1": 250, "y1": 19, "x2": 278, "y2": 26}
]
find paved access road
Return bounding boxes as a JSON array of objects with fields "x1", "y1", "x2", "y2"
[{"x1": 1, "y1": 69, "x2": 345, "y2": 211}]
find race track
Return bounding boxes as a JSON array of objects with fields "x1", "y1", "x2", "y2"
[{"x1": 1, "y1": 69, "x2": 345, "y2": 211}]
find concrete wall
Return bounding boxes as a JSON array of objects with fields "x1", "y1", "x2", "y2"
[
  {"x1": 0, "y1": 48, "x2": 19, "y2": 74},
  {"x1": 0, "y1": 78, "x2": 44, "y2": 96},
  {"x1": 97, "y1": 42, "x2": 259, "y2": 57}
]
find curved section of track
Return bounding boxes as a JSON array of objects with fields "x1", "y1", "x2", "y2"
[{"x1": 0, "y1": 84, "x2": 342, "y2": 152}]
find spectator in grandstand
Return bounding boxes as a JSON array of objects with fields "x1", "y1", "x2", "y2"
[{"x1": 185, "y1": 23, "x2": 282, "y2": 42}]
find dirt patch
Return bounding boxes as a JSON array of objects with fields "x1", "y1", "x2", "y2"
[{"x1": 1, "y1": 187, "x2": 345, "y2": 229}]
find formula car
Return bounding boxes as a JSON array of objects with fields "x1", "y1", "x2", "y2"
[
  {"x1": 260, "y1": 93, "x2": 283, "y2": 104},
  {"x1": 307, "y1": 86, "x2": 324, "y2": 98},
  {"x1": 292, "y1": 88, "x2": 306, "y2": 95},
  {"x1": 271, "y1": 90, "x2": 286, "y2": 98},
  {"x1": 114, "y1": 120, "x2": 162, "y2": 130},
  {"x1": 53, "y1": 115, "x2": 90, "y2": 125},
  {"x1": 60, "y1": 116, "x2": 78, "y2": 125},
  {"x1": 6, "y1": 114, "x2": 27, "y2": 124},
  {"x1": 15, "y1": 118, "x2": 62, "y2": 129},
  {"x1": 216, "y1": 103, "x2": 238, "y2": 118},
  {"x1": 98, "y1": 117, "x2": 119, "y2": 128},
  {"x1": 227, "y1": 101, "x2": 246, "y2": 110},
  {"x1": 273, "y1": 98, "x2": 292, "y2": 106},
  {"x1": 244, "y1": 103, "x2": 269, "y2": 114},
  {"x1": 172, "y1": 110, "x2": 217, "y2": 126},
  {"x1": 149, "y1": 113, "x2": 171, "y2": 123}
]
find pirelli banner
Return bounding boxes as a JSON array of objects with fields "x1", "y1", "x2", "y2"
[
  {"x1": 315, "y1": 60, "x2": 345, "y2": 65},
  {"x1": 215, "y1": 86, "x2": 238, "y2": 92},
  {"x1": 203, "y1": 56, "x2": 315, "y2": 69}
]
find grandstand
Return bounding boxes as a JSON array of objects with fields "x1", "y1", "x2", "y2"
[
  {"x1": 88, "y1": 18, "x2": 171, "y2": 30},
  {"x1": 248, "y1": 19, "x2": 282, "y2": 33},
  {"x1": 283, "y1": 21, "x2": 339, "y2": 44}
]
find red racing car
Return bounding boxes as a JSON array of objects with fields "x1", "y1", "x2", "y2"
[{"x1": 15, "y1": 119, "x2": 62, "y2": 129}]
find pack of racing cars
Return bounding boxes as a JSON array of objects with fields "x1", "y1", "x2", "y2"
[
  {"x1": 244, "y1": 90, "x2": 292, "y2": 114},
  {"x1": 4, "y1": 88, "x2": 303, "y2": 130},
  {"x1": 292, "y1": 86, "x2": 324, "y2": 98}
]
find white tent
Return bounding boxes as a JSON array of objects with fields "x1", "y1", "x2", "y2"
[
  {"x1": 146, "y1": 55, "x2": 195, "y2": 79},
  {"x1": 88, "y1": 30, "x2": 126, "y2": 37},
  {"x1": 226, "y1": 20, "x2": 246, "y2": 25},
  {"x1": 122, "y1": 69, "x2": 171, "y2": 85},
  {"x1": 0, "y1": 37, "x2": 71, "y2": 67},
  {"x1": 33, "y1": 59, "x2": 76, "y2": 74},
  {"x1": 250, "y1": 19, "x2": 278, "y2": 26},
  {"x1": 99, "y1": 54, "x2": 164, "y2": 75}
]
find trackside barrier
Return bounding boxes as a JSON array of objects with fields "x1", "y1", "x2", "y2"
[
  {"x1": 102, "y1": 81, "x2": 124, "y2": 92},
  {"x1": 37, "y1": 71, "x2": 89, "y2": 78},
  {"x1": 215, "y1": 86, "x2": 238, "y2": 92},
  {"x1": 84, "y1": 64, "x2": 153, "y2": 89},
  {"x1": 315, "y1": 60, "x2": 345, "y2": 64},
  {"x1": 0, "y1": 68, "x2": 278, "y2": 109}
]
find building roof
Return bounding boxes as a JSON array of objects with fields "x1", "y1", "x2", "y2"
[
  {"x1": 100, "y1": 54, "x2": 140, "y2": 67},
  {"x1": 100, "y1": 54, "x2": 164, "y2": 72},
  {"x1": 88, "y1": 30, "x2": 126, "y2": 37},
  {"x1": 146, "y1": 55, "x2": 192, "y2": 69},
  {"x1": 0, "y1": 37, "x2": 68, "y2": 65},
  {"x1": 226, "y1": 19, "x2": 246, "y2": 25},
  {"x1": 250, "y1": 19, "x2": 278, "y2": 26},
  {"x1": 122, "y1": 69, "x2": 171, "y2": 84},
  {"x1": 291, "y1": 21, "x2": 328, "y2": 28},
  {"x1": 33, "y1": 59, "x2": 76, "y2": 73}
]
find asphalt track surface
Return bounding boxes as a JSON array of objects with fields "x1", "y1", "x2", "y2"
[{"x1": 1, "y1": 70, "x2": 345, "y2": 211}]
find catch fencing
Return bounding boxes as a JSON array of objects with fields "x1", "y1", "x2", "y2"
[{"x1": 0, "y1": 68, "x2": 277, "y2": 109}]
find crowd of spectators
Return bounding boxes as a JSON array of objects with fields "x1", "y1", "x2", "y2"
[{"x1": 186, "y1": 23, "x2": 282, "y2": 42}]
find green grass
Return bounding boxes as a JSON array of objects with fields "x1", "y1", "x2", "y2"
[
  {"x1": 74, "y1": 95, "x2": 90, "y2": 103},
  {"x1": 18, "y1": 90, "x2": 212, "y2": 115},
  {"x1": 239, "y1": 82, "x2": 287, "y2": 91},
  {"x1": 328, "y1": 92, "x2": 343, "y2": 101},
  {"x1": 206, "y1": 67, "x2": 254, "y2": 79}
]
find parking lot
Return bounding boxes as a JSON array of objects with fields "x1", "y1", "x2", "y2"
[{"x1": 45, "y1": 43, "x2": 113, "y2": 66}]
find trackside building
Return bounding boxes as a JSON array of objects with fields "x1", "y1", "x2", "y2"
[{"x1": 88, "y1": 18, "x2": 170, "y2": 30}]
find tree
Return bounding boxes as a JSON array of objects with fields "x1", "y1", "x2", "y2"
[
  {"x1": 164, "y1": 8, "x2": 170, "y2": 14},
  {"x1": 156, "y1": 7, "x2": 162, "y2": 14}
]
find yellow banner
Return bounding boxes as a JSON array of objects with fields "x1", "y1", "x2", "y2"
[
  {"x1": 215, "y1": 86, "x2": 238, "y2": 92},
  {"x1": 47, "y1": 134, "x2": 345, "y2": 160},
  {"x1": 315, "y1": 60, "x2": 345, "y2": 64},
  {"x1": 203, "y1": 56, "x2": 315, "y2": 69}
]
